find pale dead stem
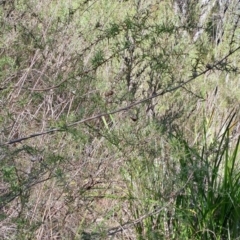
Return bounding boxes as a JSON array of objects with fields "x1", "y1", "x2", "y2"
[{"x1": 8, "y1": 49, "x2": 41, "y2": 103}]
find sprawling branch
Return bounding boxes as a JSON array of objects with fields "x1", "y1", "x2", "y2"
[{"x1": 2, "y1": 45, "x2": 240, "y2": 146}]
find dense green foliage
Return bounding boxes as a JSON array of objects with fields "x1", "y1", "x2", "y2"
[{"x1": 0, "y1": 0, "x2": 240, "y2": 239}]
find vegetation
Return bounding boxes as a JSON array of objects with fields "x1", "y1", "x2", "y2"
[{"x1": 0, "y1": 0, "x2": 240, "y2": 239}]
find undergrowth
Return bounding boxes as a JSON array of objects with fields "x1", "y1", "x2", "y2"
[{"x1": 0, "y1": 0, "x2": 239, "y2": 239}]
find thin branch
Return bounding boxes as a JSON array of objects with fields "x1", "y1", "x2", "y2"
[
  {"x1": 107, "y1": 171, "x2": 194, "y2": 236},
  {"x1": 2, "y1": 46, "x2": 240, "y2": 146}
]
